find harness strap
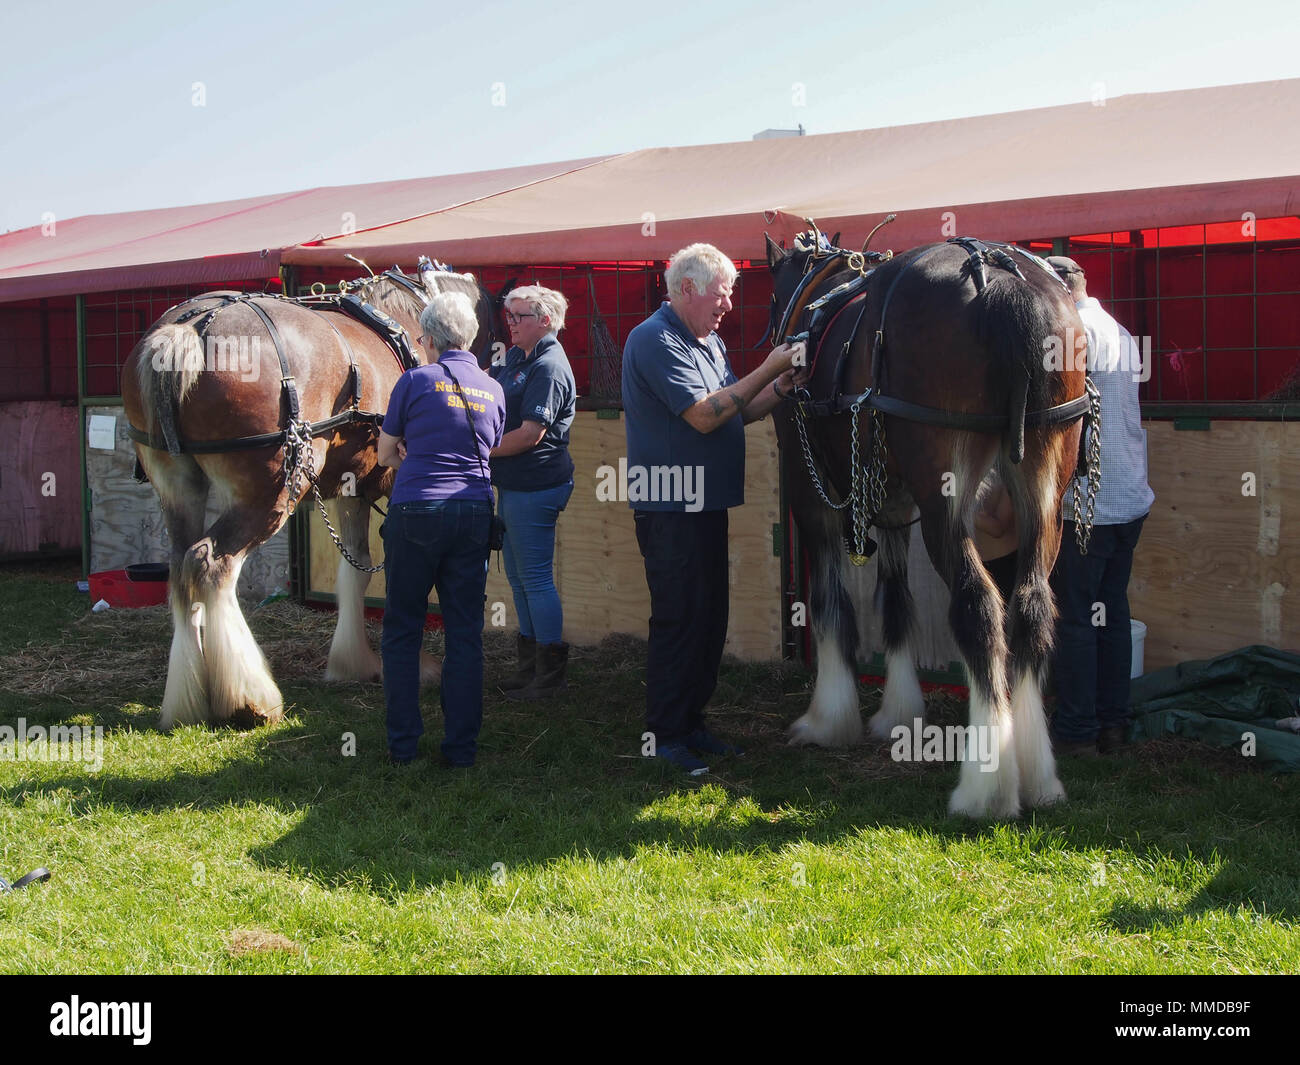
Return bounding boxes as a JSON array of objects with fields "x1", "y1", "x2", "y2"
[
  {"x1": 240, "y1": 297, "x2": 300, "y2": 424},
  {"x1": 319, "y1": 313, "x2": 363, "y2": 410},
  {"x1": 125, "y1": 408, "x2": 384, "y2": 453},
  {"x1": 338, "y1": 294, "x2": 419, "y2": 372},
  {"x1": 868, "y1": 390, "x2": 1092, "y2": 429},
  {"x1": 796, "y1": 389, "x2": 1090, "y2": 427}
]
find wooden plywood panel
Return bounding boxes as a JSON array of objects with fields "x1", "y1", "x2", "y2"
[
  {"x1": 0, "y1": 401, "x2": 80, "y2": 555},
  {"x1": 1131, "y1": 420, "x2": 1298, "y2": 668},
  {"x1": 307, "y1": 412, "x2": 785, "y2": 660},
  {"x1": 87, "y1": 406, "x2": 290, "y2": 600}
]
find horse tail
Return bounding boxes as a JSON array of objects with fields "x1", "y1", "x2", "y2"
[
  {"x1": 978, "y1": 276, "x2": 1054, "y2": 464},
  {"x1": 136, "y1": 323, "x2": 206, "y2": 442}
]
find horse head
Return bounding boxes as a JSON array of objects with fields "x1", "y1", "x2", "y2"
[{"x1": 762, "y1": 228, "x2": 845, "y2": 349}]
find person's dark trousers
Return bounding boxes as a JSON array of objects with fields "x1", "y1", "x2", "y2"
[
  {"x1": 381, "y1": 499, "x2": 491, "y2": 765},
  {"x1": 634, "y1": 509, "x2": 730, "y2": 745},
  {"x1": 1050, "y1": 516, "x2": 1146, "y2": 743}
]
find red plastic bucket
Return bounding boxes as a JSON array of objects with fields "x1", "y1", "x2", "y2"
[{"x1": 88, "y1": 569, "x2": 169, "y2": 608}]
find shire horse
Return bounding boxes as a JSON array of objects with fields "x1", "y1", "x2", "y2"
[
  {"x1": 768, "y1": 227, "x2": 1094, "y2": 818},
  {"x1": 121, "y1": 262, "x2": 498, "y2": 730}
]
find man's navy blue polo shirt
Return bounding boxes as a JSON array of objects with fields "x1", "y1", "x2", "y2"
[
  {"x1": 488, "y1": 333, "x2": 576, "y2": 490},
  {"x1": 621, "y1": 301, "x2": 744, "y2": 512}
]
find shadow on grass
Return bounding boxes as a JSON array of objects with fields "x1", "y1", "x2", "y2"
[{"x1": 5, "y1": 633, "x2": 1298, "y2": 927}]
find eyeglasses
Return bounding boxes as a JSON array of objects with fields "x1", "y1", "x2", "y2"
[{"x1": 505, "y1": 312, "x2": 538, "y2": 325}]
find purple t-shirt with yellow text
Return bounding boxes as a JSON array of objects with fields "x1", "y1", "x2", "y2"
[{"x1": 383, "y1": 350, "x2": 506, "y2": 504}]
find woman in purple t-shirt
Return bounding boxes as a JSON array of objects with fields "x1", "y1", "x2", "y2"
[{"x1": 378, "y1": 291, "x2": 505, "y2": 767}]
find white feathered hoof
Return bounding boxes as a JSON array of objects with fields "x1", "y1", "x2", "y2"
[
  {"x1": 868, "y1": 648, "x2": 926, "y2": 742},
  {"x1": 1021, "y1": 777, "x2": 1067, "y2": 809},
  {"x1": 787, "y1": 709, "x2": 864, "y2": 747},
  {"x1": 867, "y1": 706, "x2": 921, "y2": 743},
  {"x1": 948, "y1": 780, "x2": 1022, "y2": 821},
  {"x1": 948, "y1": 752, "x2": 1022, "y2": 819},
  {"x1": 420, "y1": 652, "x2": 442, "y2": 687},
  {"x1": 325, "y1": 646, "x2": 382, "y2": 684}
]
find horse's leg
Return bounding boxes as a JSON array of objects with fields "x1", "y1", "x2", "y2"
[
  {"x1": 999, "y1": 435, "x2": 1070, "y2": 808},
  {"x1": 178, "y1": 482, "x2": 286, "y2": 727},
  {"x1": 867, "y1": 496, "x2": 926, "y2": 741},
  {"x1": 325, "y1": 496, "x2": 383, "y2": 683},
  {"x1": 917, "y1": 440, "x2": 1019, "y2": 819},
  {"x1": 788, "y1": 506, "x2": 862, "y2": 747},
  {"x1": 147, "y1": 452, "x2": 211, "y2": 730}
]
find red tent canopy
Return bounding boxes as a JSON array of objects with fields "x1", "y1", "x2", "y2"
[
  {"x1": 285, "y1": 79, "x2": 1300, "y2": 267},
  {"x1": 3, "y1": 79, "x2": 1297, "y2": 303},
  {"x1": 0, "y1": 158, "x2": 609, "y2": 303}
]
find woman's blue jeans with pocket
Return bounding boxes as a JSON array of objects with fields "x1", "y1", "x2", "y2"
[
  {"x1": 498, "y1": 480, "x2": 573, "y2": 644},
  {"x1": 381, "y1": 498, "x2": 490, "y2": 764}
]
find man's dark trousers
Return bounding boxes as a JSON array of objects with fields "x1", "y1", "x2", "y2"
[
  {"x1": 1050, "y1": 516, "x2": 1146, "y2": 743},
  {"x1": 634, "y1": 509, "x2": 729, "y2": 744}
]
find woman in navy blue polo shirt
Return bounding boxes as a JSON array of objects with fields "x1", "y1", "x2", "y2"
[
  {"x1": 489, "y1": 284, "x2": 577, "y2": 698},
  {"x1": 378, "y1": 290, "x2": 505, "y2": 766}
]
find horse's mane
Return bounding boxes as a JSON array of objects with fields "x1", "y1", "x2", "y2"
[{"x1": 353, "y1": 269, "x2": 480, "y2": 322}]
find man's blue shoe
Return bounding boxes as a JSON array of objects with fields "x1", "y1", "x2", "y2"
[
  {"x1": 653, "y1": 741, "x2": 710, "y2": 776},
  {"x1": 686, "y1": 728, "x2": 745, "y2": 757}
]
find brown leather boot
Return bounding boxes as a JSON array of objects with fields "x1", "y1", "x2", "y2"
[
  {"x1": 498, "y1": 634, "x2": 536, "y2": 692},
  {"x1": 507, "y1": 641, "x2": 568, "y2": 701}
]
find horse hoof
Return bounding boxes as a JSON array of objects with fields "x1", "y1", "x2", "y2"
[
  {"x1": 419, "y1": 654, "x2": 442, "y2": 686},
  {"x1": 948, "y1": 784, "x2": 1021, "y2": 821},
  {"x1": 867, "y1": 712, "x2": 917, "y2": 743},
  {"x1": 787, "y1": 712, "x2": 863, "y2": 748},
  {"x1": 226, "y1": 704, "x2": 283, "y2": 730},
  {"x1": 1022, "y1": 778, "x2": 1067, "y2": 808}
]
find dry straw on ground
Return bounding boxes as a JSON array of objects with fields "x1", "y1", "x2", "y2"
[{"x1": 226, "y1": 929, "x2": 300, "y2": 956}]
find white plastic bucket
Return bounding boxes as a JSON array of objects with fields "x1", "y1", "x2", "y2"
[{"x1": 1130, "y1": 619, "x2": 1147, "y2": 679}]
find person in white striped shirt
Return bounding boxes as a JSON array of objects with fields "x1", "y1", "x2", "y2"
[{"x1": 1046, "y1": 256, "x2": 1155, "y2": 757}]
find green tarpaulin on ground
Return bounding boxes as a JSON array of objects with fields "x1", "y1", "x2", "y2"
[{"x1": 1129, "y1": 644, "x2": 1300, "y2": 771}]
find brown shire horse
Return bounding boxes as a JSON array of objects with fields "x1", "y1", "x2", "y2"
[
  {"x1": 767, "y1": 229, "x2": 1091, "y2": 818},
  {"x1": 121, "y1": 265, "x2": 498, "y2": 730}
]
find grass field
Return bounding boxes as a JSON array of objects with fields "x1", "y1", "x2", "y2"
[{"x1": 1, "y1": 559, "x2": 1297, "y2": 973}]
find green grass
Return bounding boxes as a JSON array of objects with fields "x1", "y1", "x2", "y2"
[{"x1": 1, "y1": 559, "x2": 1297, "y2": 973}]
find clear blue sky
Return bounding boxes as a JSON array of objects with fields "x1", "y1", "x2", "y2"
[{"x1": 3, "y1": 0, "x2": 1297, "y2": 234}]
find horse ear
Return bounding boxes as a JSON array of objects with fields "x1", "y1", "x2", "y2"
[
  {"x1": 830, "y1": 231, "x2": 841, "y2": 248},
  {"x1": 494, "y1": 277, "x2": 518, "y2": 309},
  {"x1": 764, "y1": 232, "x2": 785, "y2": 269}
]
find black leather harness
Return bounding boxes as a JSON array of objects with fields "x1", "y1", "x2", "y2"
[
  {"x1": 784, "y1": 237, "x2": 1092, "y2": 433},
  {"x1": 126, "y1": 272, "x2": 424, "y2": 456}
]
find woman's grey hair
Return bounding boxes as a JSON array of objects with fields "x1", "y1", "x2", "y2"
[
  {"x1": 665, "y1": 243, "x2": 737, "y2": 300},
  {"x1": 506, "y1": 284, "x2": 567, "y2": 333},
  {"x1": 418, "y1": 291, "x2": 480, "y2": 355}
]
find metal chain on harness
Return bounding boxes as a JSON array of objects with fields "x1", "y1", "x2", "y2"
[
  {"x1": 307, "y1": 474, "x2": 385, "y2": 574},
  {"x1": 793, "y1": 398, "x2": 888, "y2": 565},
  {"x1": 1070, "y1": 376, "x2": 1103, "y2": 556},
  {"x1": 283, "y1": 417, "x2": 315, "y2": 516},
  {"x1": 282, "y1": 416, "x2": 385, "y2": 574}
]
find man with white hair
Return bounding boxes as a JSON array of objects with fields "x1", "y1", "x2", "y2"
[{"x1": 622, "y1": 243, "x2": 804, "y2": 774}]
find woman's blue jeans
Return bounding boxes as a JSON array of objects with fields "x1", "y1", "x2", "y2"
[
  {"x1": 381, "y1": 499, "x2": 490, "y2": 764},
  {"x1": 498, "y1": 481, "x2": 573, "y2": 644}
]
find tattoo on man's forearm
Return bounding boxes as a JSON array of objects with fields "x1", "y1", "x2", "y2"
[
  {"x1": 728, "y1": 391, "x2": 747, "y2": 413},
  {"x1": 708, "y1": 394, "x2": 726, "y2": 417}
]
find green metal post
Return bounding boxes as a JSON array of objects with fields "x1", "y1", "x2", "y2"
[{"x1": 76, "y1": 295, "x2": 90, "y2": 578}]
